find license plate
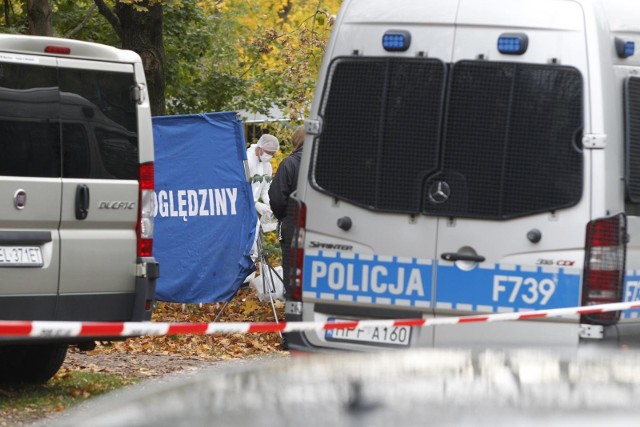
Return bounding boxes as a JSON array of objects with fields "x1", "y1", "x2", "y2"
[
  {"x1": 325, "y1": 318, "x2": 411, "y2": 346},
  {"x1": 0, "y1": 246, "x2": 44, "y2": 267}
]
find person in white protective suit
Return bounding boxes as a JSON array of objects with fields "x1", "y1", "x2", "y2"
[{"x1": 246, "y1": 134, "x2": 279, "y2": 262}]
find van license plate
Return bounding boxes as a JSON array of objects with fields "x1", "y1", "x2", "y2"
[
  {"x1": 0, "y1": 246, "x2": 43, "y2": 267},
  {"x1": 325, "y1": 318, "x2": 411, "y2": 346}
]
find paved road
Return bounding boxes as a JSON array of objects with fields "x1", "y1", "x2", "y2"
[{"x1": 45, "y1": 348, "x2": 640, "y2": 427}]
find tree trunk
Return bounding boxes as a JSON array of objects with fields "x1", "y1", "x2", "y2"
[
  {"x1": 114, "y1": 1, "x2": 166, "y2": 116},
  {"x1": 27, "y1": 0, "x2": 52, "y2": 36},
  {"x1": 4, "y1": 0, "x2": 11, "y2": 27}
]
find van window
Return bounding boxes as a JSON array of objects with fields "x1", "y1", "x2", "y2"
[
  {"x1": 61, "y1": 123, "x2": 90, "y2": 178},
  {"x1": 95, "y1": 129, "x2": 138, "y2": 179},
  {"x1": 0, "y1": 62, "x2": 61, "y2": 178},
  {"x1": 0, "y1": 62, "x2": 140, "y2": 180},
  {"x1": 625, "y1": 76, "x2": 640, "y2": 203},
  {"x1": 314, "y1": 58, "x2": 445, "y2": 213},
  {"x1": 59, "y1": 68, "x2": 138, "y2": 180},
  {"x1": 431, "y1": 61, "x2": 583, "y2": 219},
  {"x1": 312, "y1": 58, "x2": 583, "y2": 219},
  {"x1": 0, "y1": 120, "x2": 60, "y2": 177}
]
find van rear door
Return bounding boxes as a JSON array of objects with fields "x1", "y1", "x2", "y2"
[
  {"x1": 55, "y1": 58, "x2": 140, "y2": 320},
  {"x1": 431, "y1": 0, "x2": 589, "y2": 347},
  {"x1": 298, "y1": 0, "x2": 460, "y2": 349},
  {"x1": 0, "y1": 54, "x2": 62, "y2": 319}
]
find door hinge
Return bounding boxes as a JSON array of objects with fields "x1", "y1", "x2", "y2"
[
  {"x1": 582, "y1": 134, "x2": 607, "y2": 149},
  {"x1": 304, "y1": 119, "x2": 322, "y2": 136},
  {"x1": 131, "y1": 84, "x2": 145, "y2": 104}
]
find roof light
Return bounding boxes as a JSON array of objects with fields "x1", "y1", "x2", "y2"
[
  {"x1": 382, "y1": 30, "x2": 411, "y2": 52},
  {"x1": 44, "y1": 45, "x2": 71, "y2": 55},
  {"x1": 616, "y1": 38, "x2": 635, "y2": 59},
  {"x1": 497, "y1": 33, "x2": 528, "y2": 55}
]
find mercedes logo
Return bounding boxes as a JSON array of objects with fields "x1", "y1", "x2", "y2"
[{"x1": 428, "y1": 180, "x2": 450, "y2": 204}]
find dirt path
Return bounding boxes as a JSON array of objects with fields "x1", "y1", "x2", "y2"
[{"x1": 63, "y1": 349, "x2": 217, "y2": 379}]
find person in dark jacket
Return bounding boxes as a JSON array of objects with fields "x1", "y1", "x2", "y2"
[{"x1": 269, "y1": 125, "x2": 304, "y2": 297}]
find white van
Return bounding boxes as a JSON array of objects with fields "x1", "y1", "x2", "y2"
[
  {"x1": 284, "y1": 0, "x2": 640, "y2": 351},
  {"x1": 0, "y1": 35, "x2": 158, "y2": 382}
]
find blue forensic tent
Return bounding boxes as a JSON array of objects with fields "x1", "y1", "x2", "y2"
[{"x1": 152, "y1": 112, "x2": 257, "y2": 303}]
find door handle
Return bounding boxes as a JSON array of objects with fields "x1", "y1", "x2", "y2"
[
  {"x1": 75, "y1": 184, "x2": 90, "y2": 220},
  {"x1": 441, "y1": 252, "x2": 485, "y2": 263}
]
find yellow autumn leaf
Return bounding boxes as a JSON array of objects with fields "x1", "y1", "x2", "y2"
[{"x1": 243, "y1": 299, "x2": 260, "y2": 315}]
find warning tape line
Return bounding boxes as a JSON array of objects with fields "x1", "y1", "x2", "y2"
[{"x1": 1, "y1": 301, "x2": 640, "y2": 338}]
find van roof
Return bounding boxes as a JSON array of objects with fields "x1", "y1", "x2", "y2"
[
  {"x1": 338, "y1": 0, "x2": 640, "y2": 66},
  {"x1": 0, "y1": 34, "x2": 140, "y2": 64}
]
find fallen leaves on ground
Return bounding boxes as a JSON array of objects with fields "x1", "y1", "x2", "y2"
[{"x1": 85, "y1": 286, "x2": 287, "y2": 360}]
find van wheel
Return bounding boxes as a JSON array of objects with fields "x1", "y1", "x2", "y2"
[{"x1": 0, "y1": 344, "x2": 68, "y2": 384}]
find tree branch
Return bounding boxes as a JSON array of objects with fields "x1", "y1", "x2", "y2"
[
  {"x1": 93, "y1": 0, "x2": 122, "y2": 40},
  {"x1": 65, "y1": 3, "x2": 97, "y2": 38}
]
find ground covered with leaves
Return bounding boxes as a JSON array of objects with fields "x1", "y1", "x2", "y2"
[
  {"x1": 0, "y1": 286, "x2": 287, "y2": 426},
  {"x1": 68, "y1": 286, "x2": 288, "y2": 377}
]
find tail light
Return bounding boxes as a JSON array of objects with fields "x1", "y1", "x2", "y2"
[
  {"x1": 44, "y1": 45, "x2": 71, "y2": 54},
  {"x1": 289, "y1": 199, "x2": 307, "y2": 301},
  {"x1": 581, "y1": 213, "x2": 627, "y2": 325},
  {"x1": 137, "y1": 162, "x2": 155, "y2": 257}
]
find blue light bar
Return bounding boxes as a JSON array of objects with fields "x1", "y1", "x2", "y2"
[
  {"x1": 616, "y1": 38, "x2": 635, "y2": 59},
  {"x1": 497, "y1": 33, "x2": 528, "y2": 55},
  {"x1": 382, "y1": 30, "x2": 411, "y2": 52}
]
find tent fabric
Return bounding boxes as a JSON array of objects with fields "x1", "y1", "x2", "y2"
[{"x1": 152, "y1": 112, "x2": 257, "y2": 303}]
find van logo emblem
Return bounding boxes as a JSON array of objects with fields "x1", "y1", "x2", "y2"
[
  {"x1": 98, "y1": 201, "x2": 136, "y2": 210},
  {"x1": 428, "y1": 181, "x2": 450, "y2": 204}
]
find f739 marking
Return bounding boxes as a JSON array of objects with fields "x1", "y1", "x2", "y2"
[
  {"x1": 626, "y1": 281, "x2": 640, "y2": 302},
  {"x1": 492, "y1": 275, "x2": 557, "y2": 306}
]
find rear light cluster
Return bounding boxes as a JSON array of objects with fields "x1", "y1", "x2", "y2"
[
  {"x1": 581, "y1": 213, "x2": 627, "y2": 325},
  {"x1": 290, "y1": 199, "x2": 307, "y2": 301},
  {"x1": 137, "y1": 162, "x2": 156, "y2": 257}
]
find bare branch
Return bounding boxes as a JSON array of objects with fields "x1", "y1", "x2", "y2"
[
  {"x1": 65, "y1": 3, "x2": 97, "y2": 38},
  {"x1": 93, "y1": 0, "x2": 122, "y2": 40}
]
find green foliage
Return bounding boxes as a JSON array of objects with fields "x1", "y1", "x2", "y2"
[
  {"x1": 0, "y1": 0, "x2": 342, "y2": 119},
  {"x1": 52, "y1": 1, "x2": 118, "y2": 43},
  {"x1": 0, "y1": 370, "x2": 136, "y2": 419},
  {"x1": 164, "y1": 0, "x2": 341, "y2": 117},
  {"x1": 261, "y1": 230, "x2": 281, "y2": 266},
  {"x1": 164, "y1": 0, "x2": 247, "y2": 114}
]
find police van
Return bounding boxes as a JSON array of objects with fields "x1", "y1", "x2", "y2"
[
  {"x1": 285, "y1": 0, "x2": 640, "y2": 351},
  {"x1": 0, "y1": 34, "x2": 158, "y2": 382}
]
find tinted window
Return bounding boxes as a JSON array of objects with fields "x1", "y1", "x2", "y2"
[
  {"x1": 313, "y1": 59, "x2": 583, "y2": 219},
  {"x1": 61, "y1": 124, "x2": 90, "y2": 178},
  {"x1": 59, "y1": 68, "x2": 139, "y2": 179},
  {"x1": 0, "y1": 62, "x2": 61, "y2": 178},
  {"x1": 0, "y1": 62, "x2": 140, "y2": 180},
  {"x1": 58, "y1": 68, "x2": 137, "y2": 133},
  {"x1": 314, "y1": 58, "x2": 446, "y2": 213},
  {"x1": 0, "y1": 120, "x2": 60, "y2": 177},
  {"x1": 428, "y1": 61, "x2": 583, "y2": 219},
  {"x1": 95, "y1": 129, "x2": 138, "y2": 179},
  {"x1": 625, "y1": 77, "x2": 640, "y2": 203}
]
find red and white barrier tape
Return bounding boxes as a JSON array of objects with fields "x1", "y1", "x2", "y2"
[{"x1": 2, "y1": 301, "x2": 640, "y2": 338}]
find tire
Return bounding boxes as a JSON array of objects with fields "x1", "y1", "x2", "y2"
[{"x1": 0, "y1": 344, "x2": 68, "y2": 384}]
